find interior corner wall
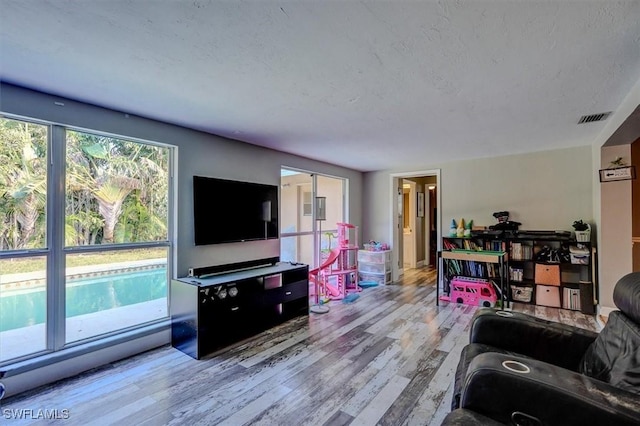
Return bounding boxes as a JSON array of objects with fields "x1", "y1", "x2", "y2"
[
  {"x1": 363, "y1": 146, "x2": 593, "y2": 253},
  {"x1": 599, "y1": 145, "x2": 633, "y2": 311}
]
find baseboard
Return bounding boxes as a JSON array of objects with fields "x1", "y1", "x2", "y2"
[
  {"x1": 598, "y1": 306, "x2": 617, "y2": 317},
  {"x1": 597, "y1": 306, "x2": 616, "y2": 330}
]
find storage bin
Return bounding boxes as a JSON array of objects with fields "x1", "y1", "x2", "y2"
[
  {"x1": 562, "y1": 287, "x2": 581, "y2": 310},
  {"x1": 569, "y1": 245, "x2": 590, "y2": 265},
  {"x1": 511, "y1": 285, "x2": 533, "y2": 303},
  {"x1": 574, "y1": 224, "x2": 591, "y2": 242},
  {"x1": 359, "y1": 262, "x2": 386, "y2": 274},
  {"x1": 358, "y1": 250, "x2": 390, "y2": 264},
  {"x1": 358, "y1": 272, "x2": 386, "y2": 286},
  {"x1": 535, "y1": 263, "x2": 561, "y2": 286},
  {"x1": 536, "y1": 284, "x2": 561, "y2": 308}
]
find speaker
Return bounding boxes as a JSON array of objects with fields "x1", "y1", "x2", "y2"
[
  {"x1": 261, "y1": 201, "x2": 272, "y2": 222},
  {"x1": 315, "y1": 197, "x2": 326, "y2": 221}
]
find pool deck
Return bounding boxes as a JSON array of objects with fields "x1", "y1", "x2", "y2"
[{"x1": 0, "y1": 298, "x2": 167, "y2": 362}]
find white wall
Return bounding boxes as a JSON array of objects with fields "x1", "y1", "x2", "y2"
[
  {"x1": 599, "y1": 145, "x2": 633, "y2": 311},
  {"x1": 591, "y1": 75, "x2": 640, "y2": 313},
  {"x1": 363, "y1": 146, "x2": 593, "y2": 279},
  {"x1": 440, "y1": 147, "x2": 593, "y2": 231}
]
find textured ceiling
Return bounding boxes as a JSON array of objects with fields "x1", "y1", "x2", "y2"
[{"x1": 1, "y1": 1, "x2": 640, "y2": 171}]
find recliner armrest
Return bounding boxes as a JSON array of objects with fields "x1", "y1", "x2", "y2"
[
  {"x1": 460, "y1": 352, "x2": 640, "y2": 426},
  {"x1": 469, "y1": 308, "x2": 598, "y2": 370}
]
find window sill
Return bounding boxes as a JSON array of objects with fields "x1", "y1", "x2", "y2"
[{"x1": 0, "y1": 319, "x2": 170, "y2": 379}]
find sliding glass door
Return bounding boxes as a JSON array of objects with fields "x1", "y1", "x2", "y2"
[{"x1": 280, "y1": 168, "x2": 347, "y2": 268}]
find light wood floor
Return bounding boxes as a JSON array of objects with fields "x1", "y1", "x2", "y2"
[{"x1": 1, "y1": 267, "x2": 599, "y2": 426}]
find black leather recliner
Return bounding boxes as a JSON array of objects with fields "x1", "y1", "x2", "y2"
[{"x1": 448, "y1": 272, "x2": 640, "y2": 425}]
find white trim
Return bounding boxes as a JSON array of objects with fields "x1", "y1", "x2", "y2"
[
  {"x1": 389, "y1": 170, "x2": 441, "y2": 282},
  {"x1": 598, "y1": 306, "x2": 617, "y2": 317}
]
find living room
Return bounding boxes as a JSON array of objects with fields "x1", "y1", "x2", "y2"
[{"x1": 1, "y1": 1, "x2": 640, "y2": 424}]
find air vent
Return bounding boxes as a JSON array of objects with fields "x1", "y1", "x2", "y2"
[{"x1": 578, "y1": 112, "x2": 612, "y2": 124}]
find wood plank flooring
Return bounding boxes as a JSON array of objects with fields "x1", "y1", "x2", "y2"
[{"x1": 1, "y1": 267, "x2": 599, "y2": 426}]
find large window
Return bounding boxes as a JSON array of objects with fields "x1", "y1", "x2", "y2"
[
  {"x1": 64, "y1": 130, "x2": 170, "y2": 342},
  {"x1": 0, "y1": 118, "x2": 49, "y2": 361},
  {"x1": 0, "y1": 117, "x2": 174, "y2": 364}
]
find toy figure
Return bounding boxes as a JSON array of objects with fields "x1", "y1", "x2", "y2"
[
  {"x1": 449, "y1": 219, "x2": 457, "y2": 237},
  {"x1": 464, "y1": 219, "x2": 473, "y2": 237},
  {"x1": 457, "y1": 218, "x2": 465, "y2": 237}
]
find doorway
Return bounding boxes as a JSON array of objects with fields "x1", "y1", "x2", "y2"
[{"x1": 390, "y1": 171, "x2": 441, "y2": 282}]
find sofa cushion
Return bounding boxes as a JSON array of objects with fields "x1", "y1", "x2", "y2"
[
  {"x1": 614, "y1": 272, "x2": 640, "y2": 325},
  {"x1": 579, "y1": 311, "x2": 640, "y2": 395}
]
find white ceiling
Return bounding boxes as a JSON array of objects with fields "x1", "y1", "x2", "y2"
[{"x1": 2, "y1": 1, "x2": 640, "y2": 172}]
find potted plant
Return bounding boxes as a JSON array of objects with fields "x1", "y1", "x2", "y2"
[{"x1": 572, "y1": 220, "x2": 590, "y2": 242}]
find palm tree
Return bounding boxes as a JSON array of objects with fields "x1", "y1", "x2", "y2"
[
  {"x1": 0, "y1": 118, "x2": 47, "y2": 250},
  {"x1": 65, "y1": 131, "x2": 167, "y2": 244}
]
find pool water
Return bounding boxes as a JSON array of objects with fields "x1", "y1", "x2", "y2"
[{"x1": 0, "y1": 268, "x2": 167, "y2": 332}]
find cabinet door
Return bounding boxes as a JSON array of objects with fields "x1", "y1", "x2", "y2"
[
  {"x1": 197, "y1": 279, "x2": 263, "y2": 356},
  {"x1": 279, "y1": 267, "x2": 309, "y2": 319}
]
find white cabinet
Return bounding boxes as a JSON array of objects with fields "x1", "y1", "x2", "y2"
[{"x1": 358, "y1": 250, "x2": 392, "y2": 285}]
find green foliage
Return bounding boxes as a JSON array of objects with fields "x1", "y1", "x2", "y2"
[{"x1": 1, "y1": 117, "x2": 170, "y2": 250}]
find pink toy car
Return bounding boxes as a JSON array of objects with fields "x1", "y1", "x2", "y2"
[{"x1": 447, "y1": 276, "x2": 497, "y2": 308}]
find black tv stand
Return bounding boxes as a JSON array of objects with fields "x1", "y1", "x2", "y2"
[{"x1": 171, "y1": 261, "x2": 308, "y2": 359}]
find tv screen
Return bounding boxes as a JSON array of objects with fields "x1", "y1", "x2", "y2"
[{"x1": 193, "y1": 176, "x2": 279, "y2": 245}]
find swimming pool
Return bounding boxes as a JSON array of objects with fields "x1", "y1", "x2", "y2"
[{"x1": 0, "y1": 268, "x2": 167, "y2": 332}]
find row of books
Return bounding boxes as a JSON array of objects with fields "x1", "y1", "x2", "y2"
[
  {"x1": 443, "y1": 238, "x2": 481, "y2": 251},
  {"x1": 510, "y1": 242, "x2": 534, "y2": 260},
  {"x1": 445, "y1": 259, "x2": 501, "y2": 278},
  {"x1": 484, "y1": 240, "x2": 507, "y2": 252}
]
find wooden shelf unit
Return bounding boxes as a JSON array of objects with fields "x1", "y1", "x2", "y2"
[{"x1": 442, "y1": 232, "x2": 596, "y2": 314}]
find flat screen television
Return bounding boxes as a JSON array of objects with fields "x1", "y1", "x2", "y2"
[{"x1": 193, "y1": 176, "x2": 279, "y2": 245}]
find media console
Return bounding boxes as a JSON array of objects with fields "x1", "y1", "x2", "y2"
[{"x1": 170, "y1": 261, "x2": 309, "y2": 359}]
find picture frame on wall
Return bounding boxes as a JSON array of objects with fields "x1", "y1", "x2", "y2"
[{"x1": 417, "y1": 192, "x2": 425, "y2": 217}]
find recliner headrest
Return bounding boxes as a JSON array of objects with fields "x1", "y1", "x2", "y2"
[{"x1": 613, "y1": 272, "x2": 640, "y2": 324}]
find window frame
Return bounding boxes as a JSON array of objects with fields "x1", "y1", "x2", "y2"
[
  {"x1": 280, "y1": 167, "x2": 348, "y2": 268},
  {"x1": 0, "y1": 113, "x2": 176, "y2": 366}
]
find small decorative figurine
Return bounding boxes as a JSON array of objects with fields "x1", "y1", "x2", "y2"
[
  {"x1": 464, "y1": 219, "x2": 473, "y2": 237},
  {"x1": 449, "y1": 219, "x2": 457, "y2": 237},
  {"x1": 457, "y1": 218, "x2": 465, "y2": 237}
]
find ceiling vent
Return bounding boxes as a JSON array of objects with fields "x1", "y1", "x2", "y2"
[{"x1": 578, "y1": 112, "x2": 612, "y2": 124}]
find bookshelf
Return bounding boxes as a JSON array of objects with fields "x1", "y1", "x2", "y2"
[{"x1": 441, "y1": 231, "x2": 596, "y2": 314}]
